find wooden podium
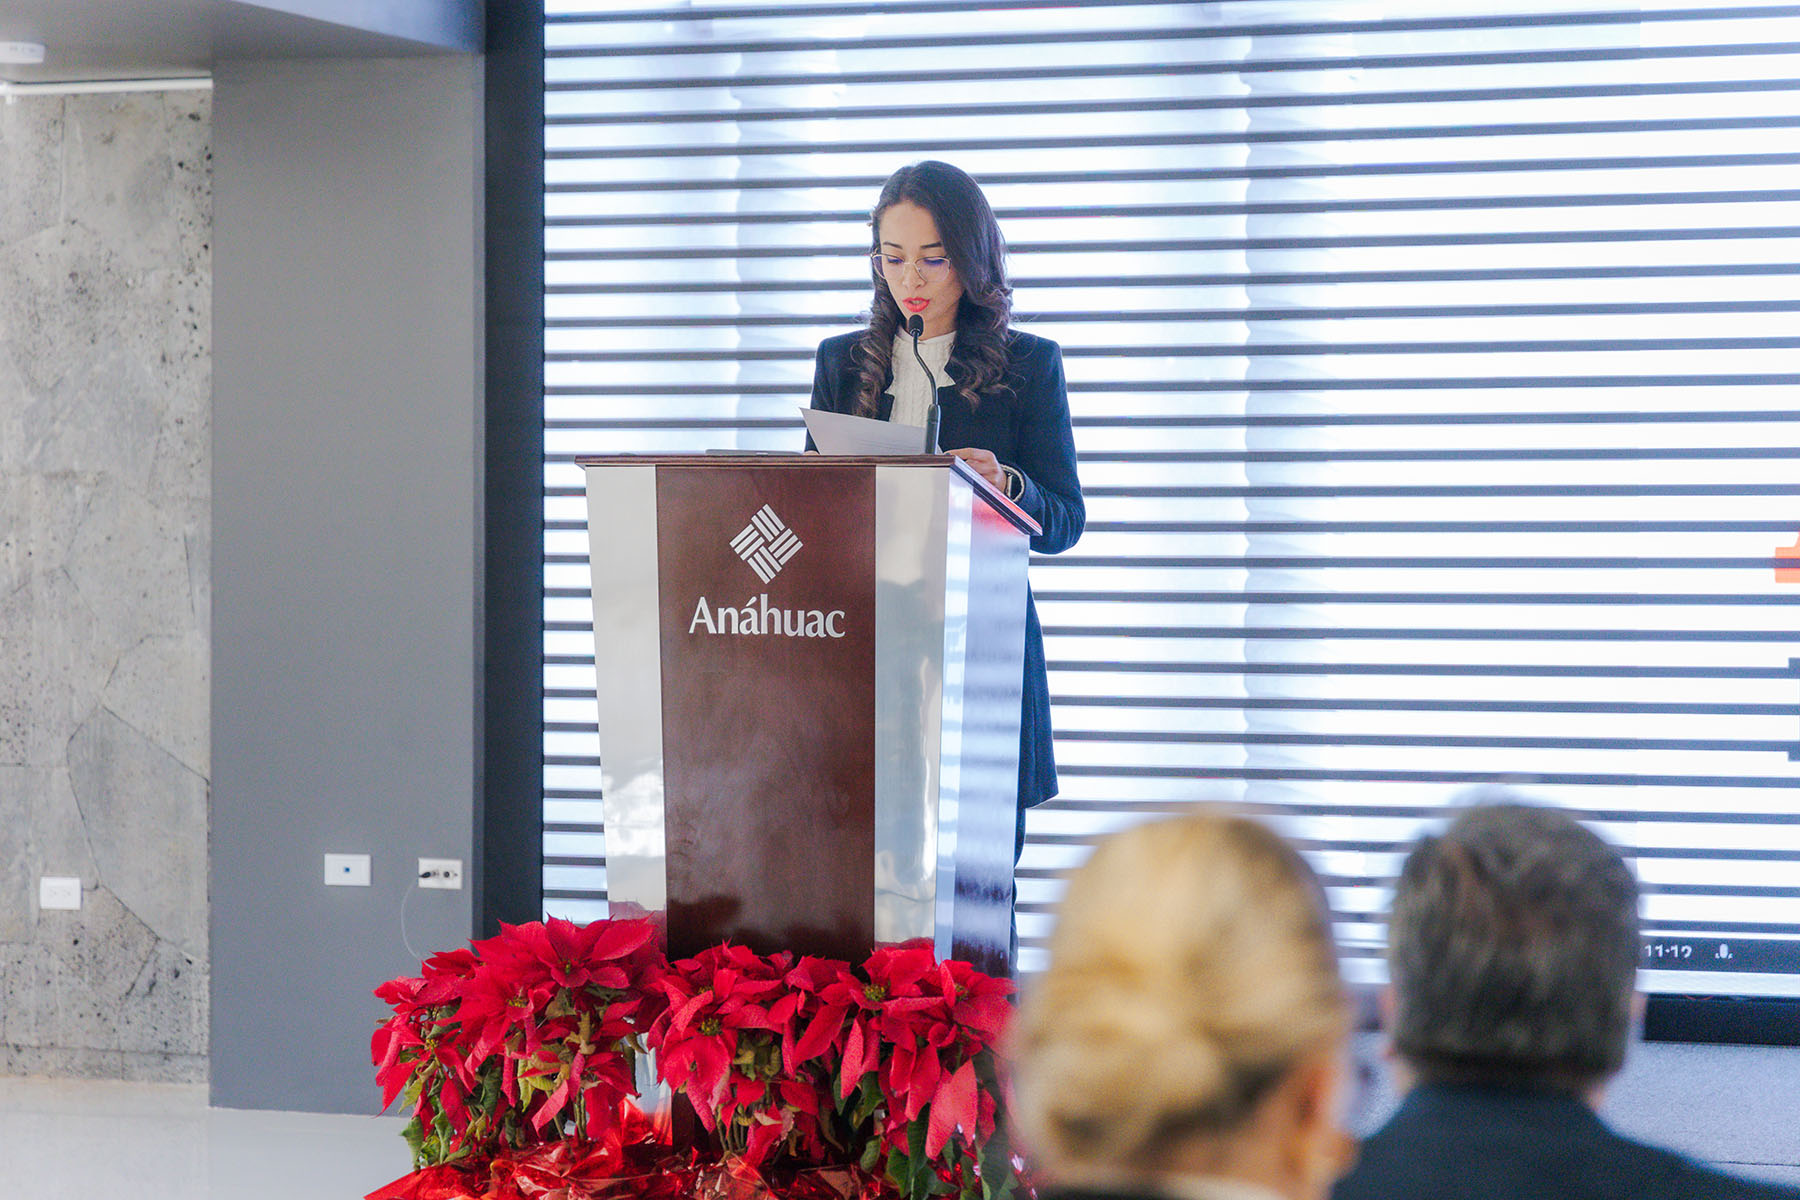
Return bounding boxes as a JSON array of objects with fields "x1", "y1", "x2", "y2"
[{"x1": 578, "y1": 455, "x2": 1038, "y2": 976}]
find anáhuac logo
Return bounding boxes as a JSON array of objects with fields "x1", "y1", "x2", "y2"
[
  {"x1": 731, "y1": 504, "x2": 802, "y2": 583},
  {"x1": 687, "y1": 504, "x2": 847, "y2": 639},
  {"x1": 688, "y1": 593, "x2": 845, "y2": 639}
]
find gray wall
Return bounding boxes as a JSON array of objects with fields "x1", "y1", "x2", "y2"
[
  {"x1": 0, "y1": 90, "x2": 212, "y2": 1082},
  {"x1": 210, "y1": 54, "x2": 481, "y2": 1113}
]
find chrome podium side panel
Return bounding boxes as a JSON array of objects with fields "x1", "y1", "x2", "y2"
[
  {"x1": 951, "y1": 496, "x2": 1030, "y2": 974},
  {"x1": 583, "y1": 465, "x2": 668, "y2": 918},
  {"x1": 934, "y1": 483, "x2": 974, "y2": 960},
  {"x1": 871, "y1": 466, "x2": 960, "y2": 949}
]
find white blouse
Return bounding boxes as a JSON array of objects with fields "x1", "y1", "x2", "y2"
[{"x1": 887, "y1": 329, "x2": 955, "y2": 428}]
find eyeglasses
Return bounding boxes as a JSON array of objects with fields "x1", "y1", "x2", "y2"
[{"x1": 871, "y1": 253, "x2": 953, "y2": 285}]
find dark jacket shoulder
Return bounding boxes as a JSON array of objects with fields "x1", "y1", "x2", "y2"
[
  {"x1": 1335, "y1": 1083, "x2": 1800, "y2": 1200},
  {"x1": 815, "y1": 328, "x2": 862, "y2": 367},
  {"x1": 1001, "y1": 327, "x2": 1059, "y2": 371}
]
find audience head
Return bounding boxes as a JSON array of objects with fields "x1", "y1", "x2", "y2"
[
  {"x1": 1012, "y1": 810, "x2": 1352, "y2": 1199},
  {"x1": 1387, "y1": 796, "x2": 1640, "y2": 1095}
]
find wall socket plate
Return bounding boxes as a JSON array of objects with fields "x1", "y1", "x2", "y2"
[
  {"x1": 0, "y1": 42, "x2": 46, "y2": 65},
  {"x1": 324, "y1": 853, "x2": 371, "y2": 887},
  {"x1": 38, "y1": 876, "x2": 81, "y2": 910},
  {"x1": 418, "y1": 858, "x2": 463, "y2": 890}
]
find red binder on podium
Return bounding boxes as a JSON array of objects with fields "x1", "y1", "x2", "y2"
[{"x1": 578, "y1": 454, "x2": 1038, "y2": 977}]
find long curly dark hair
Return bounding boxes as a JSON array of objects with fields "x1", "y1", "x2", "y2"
[{"x1": 851, "y1": 161, "x2": 1014, "y2": 417}]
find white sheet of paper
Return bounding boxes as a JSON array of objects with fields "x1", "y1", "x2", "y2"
[{"x1": 801, "y1": 406, "x2": 927, "y2": 456}]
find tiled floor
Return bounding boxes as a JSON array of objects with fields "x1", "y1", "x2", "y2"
[{"x1": 2, "y1": 1077, "x2": 412, "y2": 1199}]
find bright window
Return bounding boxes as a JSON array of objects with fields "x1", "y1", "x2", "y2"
[{"x1": 543, "y1": 0, "x2": 1800, "y2": 996}]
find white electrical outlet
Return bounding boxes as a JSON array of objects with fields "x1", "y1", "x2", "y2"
[
  {"x1": 324, "y1": 853, "x2": 371, "y2": 887},
  {"x1": 418, "y1": 858, "x2": 463, "y2": 890},
  {"x1": 38, "y1": 876, "x2": 81, "y2": 910},
  {"x1": 0, "y1": 42, "x2": 47, "y2": 66}
]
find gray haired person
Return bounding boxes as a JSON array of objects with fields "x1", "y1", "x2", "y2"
[{"x1": 1333, "y1": 800, "x2": 1800, "y2": 1200}]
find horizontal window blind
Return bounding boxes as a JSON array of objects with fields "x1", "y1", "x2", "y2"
[{"x1": 543, "y1": 0, "x2": 1800, "y2": 995}]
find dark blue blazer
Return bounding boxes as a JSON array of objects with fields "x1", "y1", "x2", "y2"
[
  {"x1": 1334, "y1": 1082, "x2": 1800, "y2": 1200},
  {"x1": 809, "y1": 328, "x2": 1085, "y2": 820}
]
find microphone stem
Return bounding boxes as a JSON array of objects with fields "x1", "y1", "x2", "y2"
[{"x1": 911, "y1": 327, "x2": 941, "y2": 454}]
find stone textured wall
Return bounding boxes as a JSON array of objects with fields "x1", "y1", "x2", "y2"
[{"x1": 0, "y1": 91, "x2": 211, "y2": 1082}]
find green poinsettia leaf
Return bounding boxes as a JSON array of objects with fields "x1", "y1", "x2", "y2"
[
  {"x1": 907, "y1": 1115, "x2": 933, "y2": 1200},
  {"x1": 428, "y1": 1108, "x2": 456, "y2": 1163},
  {"x1": 401, "y1": 1115, "x2": 425, "y2": 1168},
  {"x1": 886, "y1": 1146, "x2": 911, "y2": 1193},
  {"x1": 850, "y1": 1073, "x2": 882, "y2": 1127},
  {"x1": 978, "y1": 1119, "x2": 1016, "y2": 1200}
]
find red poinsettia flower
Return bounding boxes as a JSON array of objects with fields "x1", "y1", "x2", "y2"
[
  {"x1": 777, "y1": 955, "x2": 855, "y2": 1078},
  {"x1": 372, "y1": 978, "x2": 430, "y2": 1100},
  {"x1": 473, "y1": 916, "x2": 660, "y2": 994},
  {"x1": 820, "y1": 942, "x2": 949, "y2": 1103},
  {"x1": 372, "y1": 923, "x2": 1029, "y2": 1200},
  {"x1": 521, "y1": 999, "x2": 645, "y2": 1139},
  {"x1": 648, "y1": 945, "x2": 789, "y2": 1118},
  {"x1": 646, "y1": 943, "x2": 849, "y2": 1166},
  {"x1": 371, "y1": 974, "x2": 478, "y2": 1121},
  {"x1": 451, "y1": 960, "x2": 562, "y2": 1071},
  {"x1": 879, "y1": 956, "x2": 1013, "y2": 1120},
  {"x1": 421, "y1": 946, "x2": 480, "y2": 982},
  {"x1": 833, "y1": 943, "x2": 1017, "y2": 1166},
  {"x1": 933, "y1": 957, "x2": 1014, "y2": 1046}
]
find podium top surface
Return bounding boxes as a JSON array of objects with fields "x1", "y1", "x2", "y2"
[{"x1": 576, "y1": 453, "x2": 1042, "y2": 537}]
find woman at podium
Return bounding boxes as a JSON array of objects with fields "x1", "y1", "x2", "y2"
[{"x1": 808, "y1": 160, "x2": 1085, "y2": 863}]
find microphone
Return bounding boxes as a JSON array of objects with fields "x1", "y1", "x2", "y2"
[{"x1": 907, "y1": 313, "x2": 942, "y2": 454}]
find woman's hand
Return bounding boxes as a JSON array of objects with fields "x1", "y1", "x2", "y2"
[{"x1": 946, "y1": 446, "x2": 1005, "y2": 490}]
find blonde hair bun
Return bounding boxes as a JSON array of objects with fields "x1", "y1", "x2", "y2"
[{"x1": 1010, "y1": 810, "x2": 1348, "y2": 1174}]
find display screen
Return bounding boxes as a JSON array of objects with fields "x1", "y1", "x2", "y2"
[{"x1": 539, "y1": 0, "x2": 1800, "y2": 1009}]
